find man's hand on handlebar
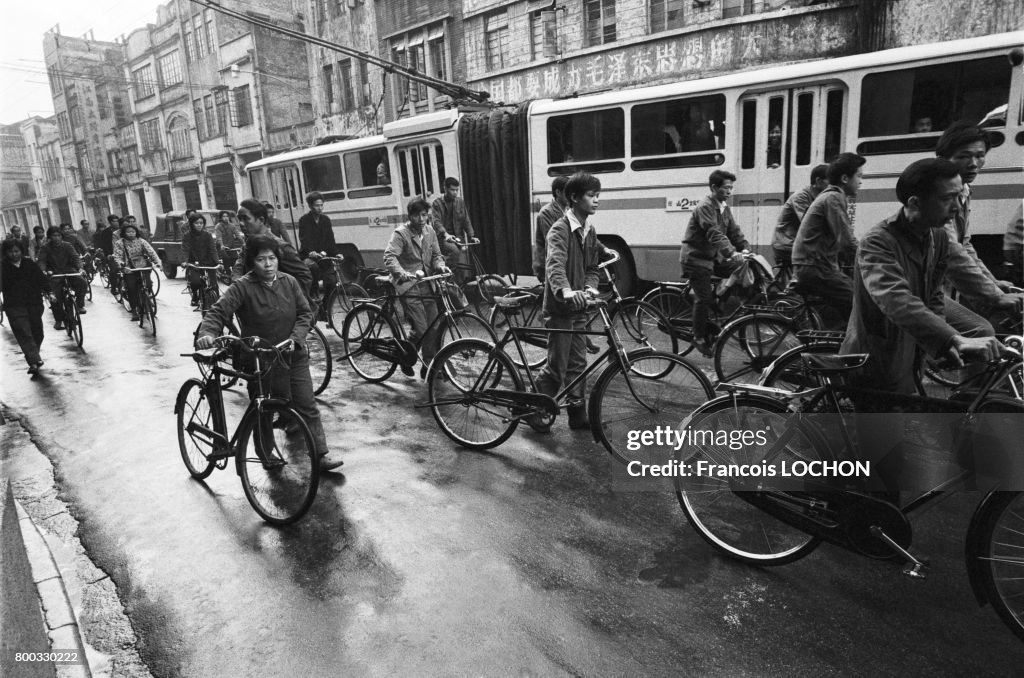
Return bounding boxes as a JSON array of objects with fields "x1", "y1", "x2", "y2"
[
  {"x1": 946, "y1": 335, "x2": 1013, "y2": 367},
  {"x1": 196, "y1": 334, "x2": 216, "y2": 350}
]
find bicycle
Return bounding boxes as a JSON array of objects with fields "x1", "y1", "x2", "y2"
[
  {"x1": 488, "y1": 251, "x2": 677, "y2": 372},
  {"x1": 311, "y1": 254, "x2": 369, "y2": 340},
  {"x1": 422, "y1": 262, "x2": 714, "y2": 463},
  {"x1": 445, "y1": 238, "x2": 510, "y2": 320},
  {"x1": 217, "y1": 246, "x2": 242, "y2": 287},
  {"x1": 341, "y1": 271, "x2": 496, "y2": 382},
  {"x1": 182, "y1": 263, "x2": 222, "y2": 313},
  {"x1": 48, "y1": 272, "x2": 85, "y2": 348},
  {"x1": 674, "y1": 350, "x2": 1024, "y2": 641},
  {"x1": 81, "y1": 251, "x2": 96, "y2": 301},
  {"x1": 123, "y1": 266, "x2": 158, "y2": 336},
  {"x1": 175, "y1": 335, "x2": 320, "y2": 525}
]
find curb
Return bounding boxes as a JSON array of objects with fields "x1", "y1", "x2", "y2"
[{"x1": 14, "y1": 497, "x2": 93, "y2": 678}]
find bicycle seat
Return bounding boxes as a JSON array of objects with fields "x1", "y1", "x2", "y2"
[
  {"x1": 802, "y1": 353, "x2": 869, "y2": 374},
  {"x1": 504, "y1": 285, "x2": 542, "y2": 295},
  {"x1": 496, "y1": 294, "x2": 534, "y2": 309}
]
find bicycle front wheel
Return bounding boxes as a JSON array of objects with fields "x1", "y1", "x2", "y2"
[
  {"x1": 972, "y1": 491, "x2": 1024, "y2": 642},
  {"x1": 175, "y1": 378, "x2": 216, "y2": 479},
  {"x1": 489, "y1": 300, "x2": 547, "y2": 370},
  {"x1": 427, "y1": 338, "x2": 522, "y2": 450},
  {"x1": 442, "y1": 310, "x2": 497, "y2": 345},
  {"x1": 238, "y1": 403, "x2": 319, "y2": 525},
  {"x1": 714, "y1": 314, "x2": 801, "y2": 383},
  {"x1": 676, "y1": 395, "x2": 823, "y2": 565},
  {"x1": 306, "y1": 325, "x2": 332, "y2": 396},
  {"x1": 590, "y1": 351, "x2": 714, "y2": 465},
  {"x1": 328, "y1": 282, "x2": 369, "y2": 338},
  {"x1": 607, "y1": 299, "x2": 679, "y2": 367},
  {"x1": 342, "y1": 303, "x2": 400, "y2": 383},
  {"x1": 69, "y1": 303, "x2": 84, "y2": 348},
  {"x1": 139, "y1": 291, "x2": 157, "y2": 336},
  {"x1": 641, "y1": 286, "x2": 694, "y2": 354}
]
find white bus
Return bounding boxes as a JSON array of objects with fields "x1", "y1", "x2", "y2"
[{"x1": 246, "y1": 31, "x2": 1024, "y2": 293}]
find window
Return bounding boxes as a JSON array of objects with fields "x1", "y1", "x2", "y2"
[
  {"x1": 133, "y1": 64, "x2": 156, "y2": 99},
  {"x1": 168, "y1": 118, "x2": 192, "y2": 159},
  {"x1": 630, "y1": 95, "x2": 726, "y2": 170},
  {"x1": 124, "y1": 147, "x2": 140, "y2": 173},
  {"x1": 650, "y1": 0, "x2": 685, "y2": 33},
  {"x1": 108, "y1": 150, "x2": 123, "y2": 175},
  {"x1": 214, "y1": 89, "x2": 229, "y2": 135},
  {"x1": 358, "y1": 61, "x2": 371, "y2": 107},
  {"x1": 859, "y1": 56, "x2": 1010, "y2": 139},
  {"x1": 97, "y1": 85, "x2": 111, "y2": 119},
  {"x1": 193, "y1": 98, "x2": 207, "y2": 139},
  {"x1": 112, "y1": 96, "x2": 129, "y2": 128},
  {"x1": 722, "y1": 0, "x2": 764, "y2": 19},
  {"x1": 47, "y1": 65, "x2": 62, "y2": 94},
  {"x1": 17, "y1": 183, "x2": 33, "y2": 200},
  {"x1": 766, "y1": 96, "x2": 784, "y2": 169},
  {"x1": 343, "y1": 148, "x2": 393, "y2": 197},
  {"x1": 204, "y1": 95, "x2": 216, "y2": 136},
  {"x1": 184, "y1": 31, "x2": 198, "y2": 63},
  {"x1": 428, "y1": 32, "x2": 446, "y2": 81},
  {"x1": 322, "y1": 64, "x2": 335, "y2": 107},
  {"x1": 485, "y1": 11, "x2": 510, "y2": 71},
  {"x1": 547, "y1": 108, "x2": 625, "y2": 172},
  {"x1": 794, "y1": 93, "x2": 813, "y2": 166},
  {"x1": 232, "y1": 86, "x2": 252, "y2": 127},
  {"x1": 584, "y1": 0, "x2": 616, "y2": 47},
  {"x1": 158, "y1": 51, "x2": 183, "y2": 87},
  {"x1": 301, "y1": 155, "x2": 344, "y2": 199},
  {"x1": 69, "y1": 105, "x2": 83, "y2": 129},
  {"x1": 204, "y1": 11, "x2": 215, "y2": 53},
  {"x1": 119, "y1": 124, "x2": 137, "y2": 148},
  {"x1": 57, "y1": 113, "x2": 70, "y2": 138},
  {"x1": 530, "y1": 12, "x2": 548, "y2": 61},
  {"x1": 139, "y1": 119, "x2": 163, "y2": 152},
  {"x1": 740, "y1": 100, "x2": 756, "y2": 169},
  {"x1": 390, "y1": 24, "x2": 447, "y2": 111},
  {"x1": 824, "y1": 89, "x2": 844, "y2": 162},
  {"x1": 408, "y1": 41, "x2": 427, "y2": 101},
  {"x1": 338, "y1": 60, "x2": 354, "y2": 112}
]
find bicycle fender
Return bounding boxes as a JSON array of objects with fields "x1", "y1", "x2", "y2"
[
  {"x1": 174, "y1": 378, "x2": 205, "y2": 415},
  {"x1": 964, "y1": 490, "x2": 1004, "y2": 607}
]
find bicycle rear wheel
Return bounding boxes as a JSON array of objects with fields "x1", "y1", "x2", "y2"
[
  {"x1": 427, "y1": 338, "x2": 522, "y2": 450},
  {"x1": 238, "y1": 403, "x2": 319, "y2": 525},
  {"x1": 759, "y1": 341, "x2": 843, "y2": 390},
  {"x1": 327, "y1": 282, "x2": 369, "y2": 338},
  {"x1": 342, "y1": 303, "x2": 400, "y2": 383},
  {"x1": 714, "y1": 314, "x2": 801, "y2": 383},
  {"x1": 641, "y1": 286, "x2": 694, "y2": 355},
  {"x1": 972, "y1": 491, "x2": 1024, "y2": 642},
  {"x1": 590, "y1": 351, "x2": 714, "y2": 465},
  {"x1": 442, "y1": 310, "x2": 497, "y2": 345},
  {"x1": 676, "y1": 395, "x2": 823, "y2": 565},
  {"x1": 306, "y1": 325, "x2": 332, "y2": 395},
  {"x1": 472, "y1": 274, "x2": 509, "y2": 321},
  {"x1": 69, "y1": 303, "x2": 83, "y2": 348},
  {"x1": 175, "y1": 378, "x2": 216, "y2": 479},
  {"x1": 489, "y1": 300, "x2": 547, "y2": 370}
]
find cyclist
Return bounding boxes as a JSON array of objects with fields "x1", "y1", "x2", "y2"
[
  {"x1": 297, "y1": 191, "x2": 340, "y2": 302},
  {"x1": 1, "y1": 239, "x2": 48, "y2": 374},
  {"x1": 27, "y1": 226, "x2": 46, "y2": 261},
  {"x1": 61, "y1": 223, "x2": 88, "y2": 256},
  {"x1": 431, "y1": 177, "x2": 476, "y2": 274},
  {"x1": 534, "y1": 171, "x2": 604, "y2": 430},
  {"x1": 382, "y1": 197, "x2": 451, "y2": 377},
  {"x1": 37, "y1": 226, "x2": 88, "y2": 328},
  {"x1": 181, "y1": 213, "x2": 219, "y2": 307},
  {"x1": 113, "y1": 222, "x2": 160, "y2": 322},
  {"x1": 680, "y1": 169, "x2": 751, "y2": 357},
  {"x1": 841, "y1": 158, "x2": 1015, "y2": 395},
  {"x1": 771, "y1": 164, "x2": 828, "y2": 279},
  {"x1": 214, "y1": 210, "x2": 245, "y2": 271},
  {"x1": 262, "y1": 201, "x2": 293, "y2": 248},
  {"x1": 195, "y1": 234, "x2": 344, "y2": 472},
  {"x1": 233, "y1": 200, "x2": 312, "y2": 293}
]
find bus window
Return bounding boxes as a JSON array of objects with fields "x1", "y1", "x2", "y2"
[
  {"x1": 421, "y1": 147, "x2": 434, "y2": 194},
  {"x1": 249, "y1": 168, "x2": 268, "y2": 200},
  {"x1": 741, "y1": 100, "x2": 756, "y2": 170},
  {"x1": 859, "y1": 55, "x2": 1011, "y2": 139},
  {"x1": 398, "y1": 149, "x2": 411, "y2": 197},
  {"x1": 767, "y1": 97, "x2": 784, "y2": 169},
  {"x1": 410, "y1": 149, "x2": 423, "y2": 196},
  {"x1": 435, "y1": 145, "x2": 446, "y2": 184},
  {"x1": 343, "y1": 148, "x2": 392, "y2": 199},
  {"x1": 824, "y1": 89, "x2": 844, "y2": 162},
  {"x1": 795, "y1": 92, "x2": 813, "y2": 166},
  {"x1": 302, "y1": 156, "x2": 345, "y2": 200},
  {"x1": 546, "y1": 108, "x2": 624, "y2": 167},
  {"x1": 631, "y1": 94, "x2": 726, "y2": 157}
]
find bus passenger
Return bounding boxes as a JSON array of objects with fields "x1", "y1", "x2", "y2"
[
  {"x1": 680, "y1": 170, "x2": 750, "y2": 357},
  {"x1": 771, "y1": 164, "x2": 828, "y2": 275},
  {"x1": 297, "y1": 191, "x2": 340, "y2": 303},
  {"x1": 911, "y1": 116, "x2": 934, "y2": 133},
  {"x1": 383, "y1": 198, "x2": 451, "y2": 377},
  {"x1": 533, "y1": 175, "x2": 569, "y2": 282},
  {"x1": 534, "y1": 171, "x2": 603, "y2": 430},
  {"x1": 792, "y1": 152, "x2": 865, "y2": 321}
]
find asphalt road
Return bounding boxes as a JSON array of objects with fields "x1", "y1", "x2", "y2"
[{"x1": 1, "y1": 276, "x2": 1021, "y2": 677}]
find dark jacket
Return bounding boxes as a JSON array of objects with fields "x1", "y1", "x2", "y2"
[
  {"x1": 1, "y1": 258, "x2": 48, "y2": 309},
  {"x1": 297, "y1": 212, "x2": 338, "y2": 259},
  {"x1": 680, "y1": 195, "x2": 748, "y2": 269},
  {"x1": 431, "y1": 196, "x2": 475, "y2": 241},
  {"x1": 772, "y1": 185, "x2": 819, "y2": 253},
  {"x1": 792, "y1": 185, "x2": 858, "y2": 272},
  {"x1": 543, "y1": 214, "x2": 600, "y2": 317},
  {"x1": 841, "y1": 212, "x2": 956, "y2": 394},
  {"x1": 37, "y1": 240, "x2": 82, "y2": 274},
  {"x1": 181, "y1": 229, "x2": 219, "y2": 266},
  {"x1": 233, "y1": 234, "x2": 312, "y2": 292},
  {"x1": 95, "y1": 226, "x2": 116, "y2": 256},
  {"x1": 533, "y1": 200, "x2": 564, "y2": 280}
]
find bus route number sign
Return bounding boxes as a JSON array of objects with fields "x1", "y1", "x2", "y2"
[
  {"x1": 368, "y1": 215, "x2": 390, "y2": 228},
  {"x1": 665, "y1": 197, "x2": 699, "y2": 212}
]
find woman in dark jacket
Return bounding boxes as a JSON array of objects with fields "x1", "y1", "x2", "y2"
[
  {"x1": 181, "y1": 213, "x2": 220, "y2": 306},
  {"x1": 1, "y1": 239, "x2": 49, "y2": 374}
]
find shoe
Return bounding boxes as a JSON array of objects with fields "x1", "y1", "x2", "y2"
[
  {"x1": 318, "y1": 453, "x2": 344, "y2": 472},
  {"x1": 567, "y1": 405, "x2": 590, "y2": 430},
  {"x1": 54, "y1": 322, "x2": 64, "y2": 330},
  {"x1": 27, "y1": 364, "x2": 39, "y2": 375},
  {"x1": 77, "y1": 306, "x2": 86, "y2": 314},
  {"x1": 400, "y1": 363, "x2": 414, "y2": 377},
  {"x1": 692, "y1": 339, "x2": 714, "y2": 358},
  {"x1": 130, "y1": 313, "x2": 140, "y2": 321},
  {"x1": 586, "y1": 338, "x2": 600, "y2": 354}
]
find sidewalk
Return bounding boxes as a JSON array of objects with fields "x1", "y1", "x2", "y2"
[{"x1": 1, "y1": 409, "x2": 153, "y2": 678}]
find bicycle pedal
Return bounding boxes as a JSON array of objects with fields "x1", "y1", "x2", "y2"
[{"x1": 208, "y1": 447, "x2": 233, "y2": 461}]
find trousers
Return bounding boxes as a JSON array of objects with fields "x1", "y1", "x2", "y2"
[
  {"x1": 247, "y1": 346, "x2": 330, "y2": 456},
  {"x1": 535, "y1": 313, "x2": 588, "y2": 403},
  {"x1": 6, "y1": 305, "x2": 45, "y2": 365}
]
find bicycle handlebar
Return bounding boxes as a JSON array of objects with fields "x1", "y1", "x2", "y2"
[
  {"x1": 47, "y1": 272, "x2": 85, "y2": 279},
  {"x1": 183, "y1": 263, "x2": 222, "y2": 270},
  {"x1": 447, "y1": 238, "x2": 480, "y2": 247},
  {"x1": 598, "y1": 248, "x2": 621, "y2": 270},
  {"x1": 122, "y1": 266, "x2": 156, "y2": 273}
]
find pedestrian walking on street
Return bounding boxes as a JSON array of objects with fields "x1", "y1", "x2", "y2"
[{"x1": 1, "y1": 239, "x2": 48, "y2": 374}]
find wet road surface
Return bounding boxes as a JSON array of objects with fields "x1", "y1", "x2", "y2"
[{"x1": 1, "y1": 276, "x2": 1021, "y2": 676}]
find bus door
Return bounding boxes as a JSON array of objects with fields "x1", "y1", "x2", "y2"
[
  {"x1": 268, "y1": 164, "x2": 303, "y2": 241},
  {"x1": 394, "y1": 141, "x2": 446, "y2": 205}
]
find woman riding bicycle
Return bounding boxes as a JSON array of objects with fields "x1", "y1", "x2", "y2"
[
  {"x1": 113, "y1": 222, "x2": 160, "y2": 322},
  {"x1": 181, "y1": 213, "x2": 219, "y2": 307},
  {"x1": 195, "y1": 234, "x2": 343, "y2": 472}
]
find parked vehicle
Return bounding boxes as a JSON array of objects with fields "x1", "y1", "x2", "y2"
[{"x1": 151, "y1": 210, "x2": 222, "y2": 279}]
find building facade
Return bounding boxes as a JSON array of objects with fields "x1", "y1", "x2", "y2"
[
  {"x1": 20, "y1": 117, "x2": 73, "y2": 230},
  {"x1": 0, "y1": 123, "x2": 42, "y2": 234}
]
